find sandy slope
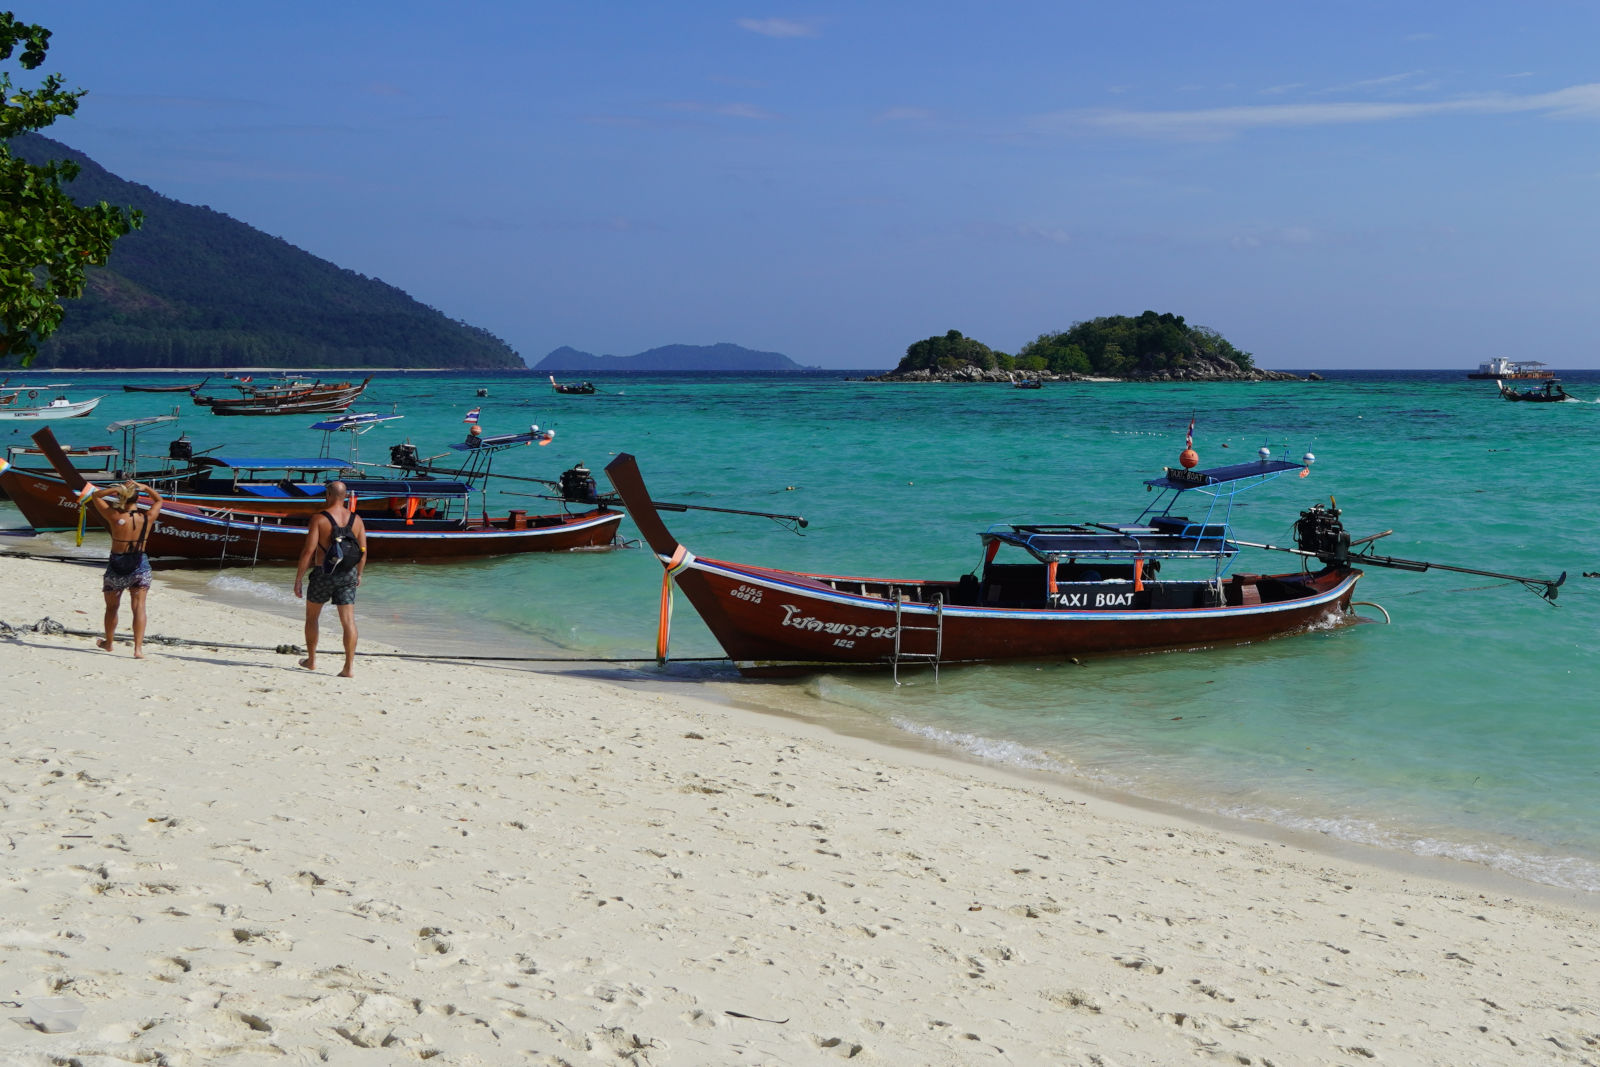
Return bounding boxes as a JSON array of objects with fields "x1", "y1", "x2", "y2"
[{"x1": 2, "y1": 553, "x2": 1598, "y2": 1065}]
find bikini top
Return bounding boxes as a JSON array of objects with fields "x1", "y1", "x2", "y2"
[{"x1": 111, "y1": 510, "x2": 150, "y2": 555}]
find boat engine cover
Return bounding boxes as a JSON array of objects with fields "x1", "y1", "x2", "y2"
[{"x1": 1295, "y1": 504, "x2": 1349, "y2": 562}]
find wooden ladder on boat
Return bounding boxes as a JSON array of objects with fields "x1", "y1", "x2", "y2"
[{"x1": 892, "y1": 589, "x2": 943, "y2": 684}]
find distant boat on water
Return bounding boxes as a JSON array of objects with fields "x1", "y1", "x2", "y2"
[
  {"x1": 123, "y1": 379, "x2": 208, "y2": 393},
  {"x1": 1497, "y1": 379, "x2": 1574, "y2": 403},
  {"x1": 549, "y1": 375, "x2": 596, "y2": 395},
  {"x1": 1468, "y1": 357, "x2": 1554, "y2": 380}
]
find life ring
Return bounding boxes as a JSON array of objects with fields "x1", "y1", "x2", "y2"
[{"x1": 28, "y1": 389, "x2": 37, "y2": 399}]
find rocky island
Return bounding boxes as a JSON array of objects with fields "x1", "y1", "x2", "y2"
[{"x1": 867, "y1": 314, "x2": 1305, "y2": 382}]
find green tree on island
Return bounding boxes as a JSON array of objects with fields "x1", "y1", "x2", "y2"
[
  {"x1": 896, "y1": 329, "x2": 1014, "y2": 373},
  {"x1": 893, "y1": 313, "x2": 1256, "y2": 377},
  {"x1": 1018, "y1": 312, "x2": 1255, "y2": 377},
  {"x1": 1, "y1": 12, "x2": 140, "y2": 365}
]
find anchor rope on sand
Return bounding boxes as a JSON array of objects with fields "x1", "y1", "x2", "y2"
[{"x1": 3, "y1": 618, "x2": 728, "y2": 664}]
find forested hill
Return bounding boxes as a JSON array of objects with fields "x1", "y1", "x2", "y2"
[
  {"x1": 13, "y1": 134, "x2": 523, "y2": 369},
  {"x1": 534, "y1": 343, "x2": 809, "y2": 372}
]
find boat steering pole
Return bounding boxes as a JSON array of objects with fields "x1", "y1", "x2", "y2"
[
  {"x1": 1229, "y1": 501, "x2": 1567, "y2": 604},
  {"x1": 1231, "y1": 535, "x2": 1567, "y2": 604}
]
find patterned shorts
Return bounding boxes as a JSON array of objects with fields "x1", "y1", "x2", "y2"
[
  {"x1": 307, "y1": 567, "x2": 359, "y2": 605},
  {"x1": 103, "y1": 554, "x2": 152, "y2": 593}
]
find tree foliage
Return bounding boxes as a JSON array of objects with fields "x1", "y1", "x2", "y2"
[
  {"x1": 892, "y1": 315, "x2": 1254, "y2": 378},
  {"x1": 894, "y1": 329, "x2": 1012, "y2": 372},
  {"x1": 1, "y1": 13, "x2": 140, "y2": 365},
  {"x1": 1017, "y1": 311, "x2": 1255, "y2": 376}
]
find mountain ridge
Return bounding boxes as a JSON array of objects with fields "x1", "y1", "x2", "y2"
[{"x1": 11, "y1": 133, "x2": 524, "y2": 370}]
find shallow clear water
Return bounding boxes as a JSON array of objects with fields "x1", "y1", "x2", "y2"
[{"x1": 7, "y1": 369, "x2": 1599, "y2": 891}]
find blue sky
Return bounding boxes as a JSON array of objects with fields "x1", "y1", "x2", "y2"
[{"x1": 28, "y1": 2, "x2": 1600, "y2": 368}]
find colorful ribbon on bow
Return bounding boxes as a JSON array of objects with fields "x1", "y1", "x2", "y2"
[{"x1": 656, "y1": 544, "x2": 696, "y2": 663}]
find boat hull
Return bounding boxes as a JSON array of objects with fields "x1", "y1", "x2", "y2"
[
  {"x1": 668, "y1": 555, "x2": 1361, "y2": 675},
  {"x1": 0, "y1": 465, "x2": 354, "y2": 530},
  {"x1": 0, "y1": 397, "x2": 103, "y2": 421},
  {"x1": 140, "y1": 502, "x2": 622, "y2": 562}
]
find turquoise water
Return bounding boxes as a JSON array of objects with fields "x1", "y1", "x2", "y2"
[{"x1": 7, "y1": 369, "x2": 1600, "y2": 891}]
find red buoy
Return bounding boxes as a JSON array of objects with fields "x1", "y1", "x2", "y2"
[{"x1": 1179, "y1": 448, "x2": 1199, "y2": 469}]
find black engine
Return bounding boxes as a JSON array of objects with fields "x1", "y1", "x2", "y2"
[
  {"x1": 559, "y1": 464, "x2": 599, "y2": 504},
  {"x1": 168, "y1": 436, "x2": 193, "y2": 462},
  {"x1": 1295, "y1": 503, "x2": 1349, "y2": 563},
  {"x1": 389, "y1": 443, "x2": 421, "y2": 471}
]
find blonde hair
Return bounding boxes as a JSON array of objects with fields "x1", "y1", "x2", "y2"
[{"x1": 111, "y1": 482, "x2": 139, "y2": 510}]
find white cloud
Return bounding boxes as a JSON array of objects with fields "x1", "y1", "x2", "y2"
[
  {"x1": 1313, "y1": 71, "x2": 1427, "y2": 96},
  {"x1": 665, "y1": 100, "x2": 779, "y2": 120},
  {"x1": 1050, "y1": 83, "x2": 1600, "y2": 139},
  {"x1": 737, "y1": 17, "x2": 818, "y2": 38}
]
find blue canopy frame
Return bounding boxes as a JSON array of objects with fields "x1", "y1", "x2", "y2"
[{"x1": 983, "y1": 456, "x2": 1310, "y2": 577}]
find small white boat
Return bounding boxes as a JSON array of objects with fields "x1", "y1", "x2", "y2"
[{"x1": 0, "y1": 395, "x2": 104, "y2": 421}]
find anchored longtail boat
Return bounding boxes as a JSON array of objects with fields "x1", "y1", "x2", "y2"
[
  {"x1": 18, "y1": 428, "x2": 624, "y2": 561},
  {"x1": 193, "y1": 377, "x2": 371, "y2": 415},
  {"x1": 605, "y1": 441, "x2": 1564, "y2": 678}
]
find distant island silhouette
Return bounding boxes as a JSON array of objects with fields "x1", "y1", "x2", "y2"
[{"x1": 534, "y1": 343, "x2": 813, "y2": 373}]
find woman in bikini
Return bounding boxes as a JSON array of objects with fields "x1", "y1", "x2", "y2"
[{"x1": 90, "y1": 480, "x2": 164, "y2": 658}]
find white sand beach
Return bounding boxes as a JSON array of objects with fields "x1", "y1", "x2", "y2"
[{"x1": 3, "y1": 551, "x2": 1599, "y2": 1065}]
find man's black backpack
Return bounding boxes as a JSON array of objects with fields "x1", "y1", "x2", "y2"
[{"x1": 319, "y1": 510, "x2": 361, "y2": 575}]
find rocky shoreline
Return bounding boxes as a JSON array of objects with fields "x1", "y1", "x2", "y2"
[{"x1": 862, "y1": 364, "x2": 1315, "y2": 383}]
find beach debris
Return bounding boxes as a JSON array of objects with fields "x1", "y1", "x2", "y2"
[
  {"x1": 724, "y1": 1010, "x2": 789, "y2": 1024},
  {"x1": 24, "y1": 995, "x2": 85, "y2": 1033},
  {"x1": 32, "y1": 616, "x2": 65, "y2": 635}
]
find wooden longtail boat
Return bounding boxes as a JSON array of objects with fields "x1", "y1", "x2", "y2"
[
  {"x1": 1497, "y1": 378, "x2": 1573, "y2": 402},
  {"x1": 20, "y1": 428, "x2": 623, "y2": 562},
  {"x1": 549, "y1": 375, "x2": 596, "y2": 395},
  {"x1": 0, "y1": 414, "x2": 200, "y2": 510},
  {"x1": 0, "y1": 462, "x2": 486, "y2": 528},
  {"x1": 607, "y1": 451, "x2": 1363, "y2": 677},
  {"x1": 607, "y1": 446, "x2": 1565, "y2": 678},
  {"x1": 123, "y1": 379, "x2": 207, "y2": 393},
  {"x1": 195, "y1": 377, "x2": 371, "y2": 415},
  {"x1": 138, "y1": 499, "x2": 622, "y2": 562}
]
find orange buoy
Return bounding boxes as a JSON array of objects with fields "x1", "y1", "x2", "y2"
[{"x1": 1179, "y1": 448, "x2": 1199, "y2": 469}]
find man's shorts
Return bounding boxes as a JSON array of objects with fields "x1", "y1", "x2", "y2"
[{"x1": 307, "y1": 568, "x2": 359, "y2": 606}]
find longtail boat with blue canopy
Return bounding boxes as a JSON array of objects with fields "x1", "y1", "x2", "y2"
[
  {"x1": 605, "y1": 436, "x2": 1564, "y2": 678},
  {"x1": 18, "y1": 427, "x2": 623, "y2": 562}
]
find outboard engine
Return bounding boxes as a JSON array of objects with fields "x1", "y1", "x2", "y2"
[
  {"x1": 168, "y1": 436, "x2": 193, "y2": 462},
  {"x1": 1295, "y1": 503, "x2": 1349, "y2": 564},
  {"x1": 559, "y1": 463, "x2": 599, "y2": 504},
  {"x1": 389, "y1": 442, "x2": 421, "y2": 471}
]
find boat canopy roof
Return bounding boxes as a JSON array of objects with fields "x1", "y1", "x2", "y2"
[
  {"x1": 234, "y1": 478, "x2": 473, "y2": 499},
  {"x1": 1143, "y1": 457, "x2": 1305, "y2": 492},
  {"x1": 983, "y1": 520, "x2": 1237, "y2": 563},
  {"x1": 201, "y1": 457, "x2": 351, "y2": 472},
  {"x1": 106, "y1": 414, "x2": 179, "y2": 432},
  {"x1": 309, "y1": 412, "x2": 402, "y2": 431},
  {"x1": 447, "y1": 429, "x2": 550, "y2": 452},
  {"x1": 985, "y1": 457, "x2": 1311, "y2": 565}
]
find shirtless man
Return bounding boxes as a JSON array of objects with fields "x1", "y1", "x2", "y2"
[
  {"x1": 89, "y1": 480, "x2": 164, "y2": 658},
  {"x1": 293, "y1": 481, "x2": 368, "y2": 678}
]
